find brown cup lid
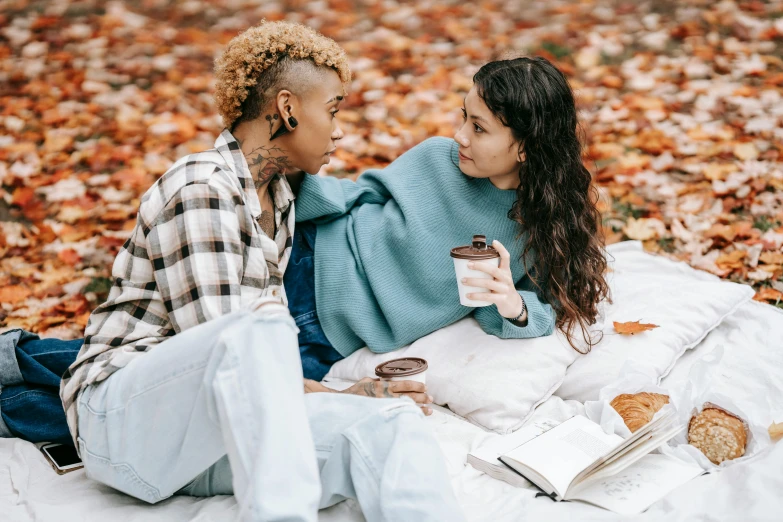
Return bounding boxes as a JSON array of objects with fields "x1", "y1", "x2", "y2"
[
  {"x1": 375, "y1": 357, "x2": 428, "y2": 378},
  {"x1": 450, "y1": 234, "x2": 500, "y2": 260}
]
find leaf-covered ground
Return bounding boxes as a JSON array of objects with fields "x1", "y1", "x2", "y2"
[{"x1": 2, "y1": 0, "x2": 783, "y2": 338}]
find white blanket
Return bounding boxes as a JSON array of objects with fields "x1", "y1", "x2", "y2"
[{"x1": 2, "y1": 300, "x2": 781, "y2": 521}]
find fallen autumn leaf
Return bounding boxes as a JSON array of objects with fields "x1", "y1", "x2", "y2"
[{"x1": 613, "y1": 321, "x2": 660, "y2": 335}]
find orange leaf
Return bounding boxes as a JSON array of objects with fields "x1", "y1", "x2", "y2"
[
  {"x1": 43, "y1": 131, "x2": 74, "y2": 153},
  {"x1": 101, "y1": 208, "x2": 135, "y2": 222},
  {"x1": 759, "y1": 252, "x2": 783, "y2": 265},
  {"x1": 37, "y1": 316, "x2": 68, "y2": 329},
  {"x1": 11, "y1": 187, "x2": 36, "y2": 208},
  {"x1": 716, "y1": 250, "x2": 747, "y2": 270},
  {"x1": 56, "y1": 295, "x2": 89, "y2": 315},
  {"x1": 111, "y1": 168, "x2": 153, "y2": 190},
  {"x1": 75, "y1": 311, "x2": 92, "y2": 328},
  {"x1": 613, "y1": 321, "x2": 660, "y2": 335},
  {"x1": 733, "y1": 142, "x2": 759, "y2": 161},
  {"x1": 98, "y1": 236, "x2": 128, "y2": 249},
  {"x1": 58, "y1": 248, "x2": 81, "y2": 265},
  {"x1": 754, "y1": 288, "x2": 783, "y2": 302},
  {"x1": 703, "y1": 163, "x2": 737, "y2": 181},
  {"x1": 632, "y1": 129, "x2": 674, "y2": 155},
  {"x1": 601, "y1": 75, "x2": 623, "y2": 89},
  {"x1": 0, "y1": 285, "x2": 32, "y2": 305},
  {"x1": 705, "y1": 224, "x2": 737, "y2": 243}
]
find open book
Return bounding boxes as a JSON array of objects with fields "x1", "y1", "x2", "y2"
[
  {"x1": 496, "y1": 411, "x2": 703, "y2": 515},
  {"x1": 467, "y1": 418, "x2": 560, "y2": 488}
]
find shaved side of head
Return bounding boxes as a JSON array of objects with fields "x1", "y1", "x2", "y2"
[
  {"x1": 231, "y1": 58, "x2": 340, "y2": 131},
  {"x1": 214, "y1": 20, "x2": 350, "y2": 130}
]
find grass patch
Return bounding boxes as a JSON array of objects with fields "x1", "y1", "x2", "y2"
[
  {"x1": 613, "y1": 201, "x2": 646, "y2": 220},
  {"x1": 540, "y1": 41, "x2": 572, "y2": 59},
  {"x1": 84, "y1": 276, "x2": 113, "y2": 305},
  {"x1": 657, "y1": 237, "x2": 676, "y2": 253},
  {"x1": 753, "y1": 215, "x2": 781, "y2": 232}
]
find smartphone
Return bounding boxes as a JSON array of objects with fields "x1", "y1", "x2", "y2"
[{"x1": 40, "y1": 443, "x2": 84, "y2": 474}]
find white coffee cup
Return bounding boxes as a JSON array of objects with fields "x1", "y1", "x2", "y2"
[
  {"x1": 383, "y1": 371, "x2": 427, "y2": 384},
  {"x1": 450, "y1": 235, "x2": 501, "y2": 307}
]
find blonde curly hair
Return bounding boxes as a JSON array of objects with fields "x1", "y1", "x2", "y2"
[{"x1": 214, "y1": 21, "x2": 351, "y2": 130}]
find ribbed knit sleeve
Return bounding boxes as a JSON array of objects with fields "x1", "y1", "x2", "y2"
[
  {"x1": 295, "y1": 172, "x2": 390, "y2": 223},
  {"x1": 473, "y1": 285, "x2": 555, "y2": 339}
]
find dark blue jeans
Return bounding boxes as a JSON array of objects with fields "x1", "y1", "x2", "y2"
[
  {"x1": 285, "y1": 221, "x2": 345, "y2": 381},
  {"x1": 0, "y1": 332, "x2": 83, "y2": 445},
  {"x1": 0, "y1": 221, "x2": 342, "y2": 445}
]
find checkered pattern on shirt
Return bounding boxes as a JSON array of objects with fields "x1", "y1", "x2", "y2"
[{"x1": 60, "y1": 129, "x2": 295, "y2": 445}]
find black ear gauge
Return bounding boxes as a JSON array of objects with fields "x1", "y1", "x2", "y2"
[{"x1": 270, "y1": 115, "x2": 298, "y2": 141}]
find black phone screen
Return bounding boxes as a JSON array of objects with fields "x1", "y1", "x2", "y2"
[{"x1": 44, "y1": 444, "x2": 82, "y2": 467}]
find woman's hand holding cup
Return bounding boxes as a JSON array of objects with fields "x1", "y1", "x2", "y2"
[
  {"x1": 462, "y1": 240, "x2": 526, "y2": 321},
  {"x1": 342, "y1": 378, "x2": 433, "y2": 415}
]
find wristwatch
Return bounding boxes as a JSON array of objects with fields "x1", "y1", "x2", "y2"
[{"x1": 512, "y1": 295, "x2": 527, "y2": 323}]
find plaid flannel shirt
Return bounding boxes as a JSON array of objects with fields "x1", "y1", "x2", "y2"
[{"x1": 60, "y1": 130, "x2": 295, "y2": 445}]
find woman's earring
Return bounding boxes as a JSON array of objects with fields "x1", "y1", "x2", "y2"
[{"x1": 270, "y1": 115, "x2": 298, "y2": 141}]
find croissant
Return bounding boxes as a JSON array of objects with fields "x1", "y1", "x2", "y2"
[
  {"x1": 770, "y1": 422, "x2": 783, "y2": 442},
  {"x1": 610, "y1": 392, "x2": 670, "y2": 433},
  {"x1": 688, "y1": 408, "x2": 747, "y2": 465}
]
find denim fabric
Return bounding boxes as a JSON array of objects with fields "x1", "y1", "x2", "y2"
[
  {"x1": 0, "y1": 329, "x2": 28, "y2": 386},
  {"x1": 0, "y1": 331, "x2": 83, "y2": 444},
  {"x1": 285, "y1": 221, "x2": 344, "y2": 381},
  {"x1": 77, "y1": 305, "x2": 323, "y2": 519},
  {"x1": 0, "y1": 329, "x2": 27, "y2": 437},
  {"x1": 181, "y1": 393, "x2": 466, "y2": 521},
  {"x1": 77, "y1": 304, "x2": 465, "y2": 520}
]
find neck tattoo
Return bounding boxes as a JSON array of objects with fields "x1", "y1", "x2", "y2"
[
  {"x1": 242, "y1": 143, "x2": 292, "y2": 190},
  {"x1": 264, "y1": 114, "x2": 279, "y2": 139}
]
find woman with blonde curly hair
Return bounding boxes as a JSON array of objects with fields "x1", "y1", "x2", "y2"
[{"x1": 0, "y1": 21, "x2": 464, "y2": 521}]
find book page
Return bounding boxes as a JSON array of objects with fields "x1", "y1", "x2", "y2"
[
  {"x1": 567, "y1": 454, "x2": 703, "y2": 515},
  {"x1": 502, "y1": 416, "x2": 623, "y2": 498},
  {"x1": 572, "y1": 409, "x2": 676, "y2": 484},
  {"x1": 470, "y1": 418, "x2": 560, "y2": 465},
  {"x1": 578, "y1": 423, "x2": 685, "y2": 486}
]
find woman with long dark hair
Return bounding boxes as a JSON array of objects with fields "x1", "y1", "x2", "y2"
[
  {"x1": 474, "y1": 56, "x2": 610, "y2": 353},
  {"x1": 287, "y1": 55, "x2": 610, "y2": 383}
]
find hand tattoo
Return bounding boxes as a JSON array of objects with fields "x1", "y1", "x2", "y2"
[
  {"x1": 381, "y1": 383, "x2": 395, "y2": 398},
  {"x1": 361, "y1": 381, "x2": 376, "y2": 397},
  {"x1": 360, "y1": 381, "x2": 396, "y2": 399}
]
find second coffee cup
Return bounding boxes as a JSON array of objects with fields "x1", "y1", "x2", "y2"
[{"x1": 375, "y1": 357, "x2": 428, "y2": 384}]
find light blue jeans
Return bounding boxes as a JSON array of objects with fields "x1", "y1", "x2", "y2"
[{"x1": 76, "y1": 304, "x2": 464, "y2": 522}]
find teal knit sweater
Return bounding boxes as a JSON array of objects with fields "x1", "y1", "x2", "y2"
[{"x1": 295, "y1": 137, "x2": 556, "y2": 357}]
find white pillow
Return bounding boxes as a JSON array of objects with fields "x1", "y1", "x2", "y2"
[
  {"x1": 325, "y1": 316, "x2": 582, "y2": 434},
  {"x1": 554, "y1": 241, "x2": 755, "y2": 403},
  {"x1": 325, "y1": 241, "x2": 753, "y2": 433}
]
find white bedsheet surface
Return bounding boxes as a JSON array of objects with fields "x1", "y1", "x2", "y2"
[{"x1": 2, "y1": 300, "x2": 781, "y2": 521}]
